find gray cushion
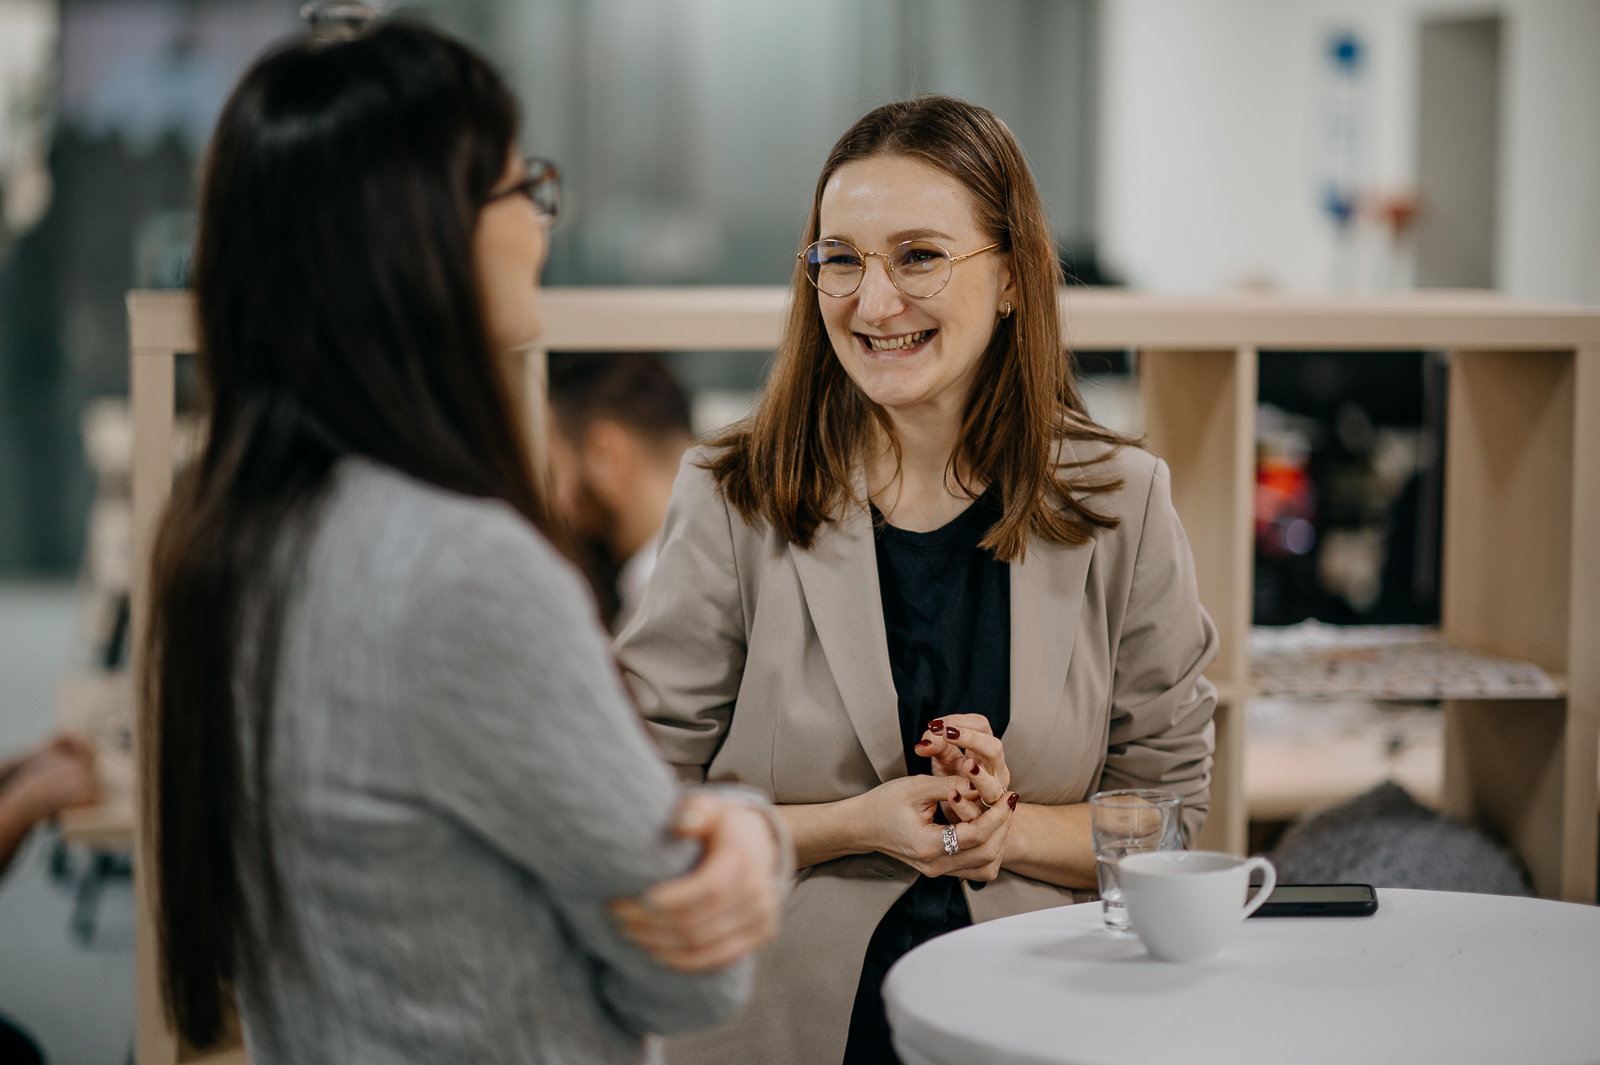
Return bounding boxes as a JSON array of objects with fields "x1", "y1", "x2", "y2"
[{"x1": 1267, "y1": 781, "x2": 1531, "y2": 896}]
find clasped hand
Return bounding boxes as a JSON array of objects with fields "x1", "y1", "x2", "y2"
[
  {"x1": 859, "y1": 714, "x2": 1016, "y2": 881},
  {"x1": 917, "y1": 713, "x2": 1011, "y2": 821},
  {"x1": 610, "y1": 793, "x2": 781, "y2": 974},
  {"x1": 606, "y1": 716, "x2": 1015, "y2": 971}
]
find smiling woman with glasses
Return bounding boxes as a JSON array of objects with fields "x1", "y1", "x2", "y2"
[{"x1": 618, "y1": 95, "x2": 1220, "y2": 1065}]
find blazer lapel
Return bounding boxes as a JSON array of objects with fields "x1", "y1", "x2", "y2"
[
  {"x1": 788, "y1": 503, "x2": 907, "y2": 785},
  {"x1": 1006, "y1": 533, "x2": 1095, "y2": 782}
]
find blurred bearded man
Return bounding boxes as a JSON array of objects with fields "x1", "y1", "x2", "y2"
[{"x1": 546, "y1": 352, "x2": 696, "y2": 631}]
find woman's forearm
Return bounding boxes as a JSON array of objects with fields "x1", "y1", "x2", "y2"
[
  {"x1": 774, "y1": 796, "x2": 874, "y2": 868},
  {"x1": 0, "y1": 791, "x2": 45, "y2": 873},
  {"x1": 779, "y1": 796, "x2": 1098, "y2": 884},
  {"x1": 1002, "y1": 802, "x2": 1098, "y2": 889}
]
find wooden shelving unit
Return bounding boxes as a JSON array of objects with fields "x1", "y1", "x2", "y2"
[{"x1": 124, "y1": 287, "x2": 1600, "y2": 1063}]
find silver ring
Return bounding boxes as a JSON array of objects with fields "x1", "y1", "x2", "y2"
[
  {"x1": 978, "y1": 794, "x2": 994, "y2": 810},
  {"x1": 942, "y1": 826, "x2": 959, "y2": 856}
]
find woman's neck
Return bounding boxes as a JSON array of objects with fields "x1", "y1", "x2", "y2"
[{"x1": 865, "y1": 402, "x2": 982, "y2": 533}]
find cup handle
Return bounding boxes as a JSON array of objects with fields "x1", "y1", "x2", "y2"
[{"x1": 1239, "y1": 857, "x2": 1277, "y2": 921}]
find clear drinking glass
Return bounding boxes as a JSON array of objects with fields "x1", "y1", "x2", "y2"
[{"x1": 1089, "y1": 788, "x2": 1182, "y2": 933}]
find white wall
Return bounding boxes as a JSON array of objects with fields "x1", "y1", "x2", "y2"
[
  {"x1": 1499, "y1": 0, "x2": 1600, "y2": 303},
  {"x1": 1099, "y1": 0, "x2": 1600, "y2": 303}
]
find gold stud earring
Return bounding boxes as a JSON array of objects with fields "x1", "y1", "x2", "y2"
[{"x1": 1000, "y1": 301, "x2": 1013, "y2": 319}]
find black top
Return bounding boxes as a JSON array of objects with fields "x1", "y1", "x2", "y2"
[
  {"x1": 843, "y1": 488, "x2": 1011, "y2": 1064},
  {"x1": 874, "y1": 487, "x2": 1011, "y2": 763}
]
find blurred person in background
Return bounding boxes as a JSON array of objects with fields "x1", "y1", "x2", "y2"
[
  {"x1": 145, "y1": 22, "x2": 783, "y2": 1065},
  {"x1": 546, "y1": 352, "x2": 695, "y2": 632},
  {"x1": 0, "y1": 733, "x2": 97, "y2": 872},
  {"x1": 618, "y1": 96, "x2": 1217, "y2": 1065},
  {"x1": 0, "y1": 733, "x2": 98, "y2": 1064}
]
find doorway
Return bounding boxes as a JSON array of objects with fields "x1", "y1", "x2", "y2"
[{"x1": 1415, "y1": 16, "x2": 1502, "y2": 289}]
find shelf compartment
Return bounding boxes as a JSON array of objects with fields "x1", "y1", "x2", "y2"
[{"x1": 1250, "y1": 621, "x2": 1562, "y2": 700}]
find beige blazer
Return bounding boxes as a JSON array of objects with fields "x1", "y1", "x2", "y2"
[{"x1": 616, "y1": 440, "x2": 1218, "y2": 1065}]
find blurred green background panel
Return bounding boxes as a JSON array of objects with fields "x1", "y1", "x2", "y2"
[
  {"x1": 482, "y1": 0, "x2": 1100, "y2": 285},
  {"x1": 0, "y1": 0, "x2": 1100, "y2": 574}
]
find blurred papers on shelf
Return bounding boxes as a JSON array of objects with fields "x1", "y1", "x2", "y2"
[{"x1": 1251, "y1": 620, "x2": 1559, "y2": 699}]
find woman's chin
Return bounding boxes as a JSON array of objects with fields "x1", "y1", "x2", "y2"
[
  {"x1": 849, "y1": 352, "x2": 934, "y2": 399},
  {"x1": 857, "y1": 379, "x2": 943, "y2": 413}
]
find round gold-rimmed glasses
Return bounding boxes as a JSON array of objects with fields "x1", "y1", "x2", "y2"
[
  {"x1": 487, "y1": 156, "x2": 561, "y2": 225},
  {"x1": 799, "y1": 238, "x2": 1002, "y2": 299}
]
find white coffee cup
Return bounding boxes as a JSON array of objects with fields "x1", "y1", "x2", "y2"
[{"x1": 1118, "y1": 851, "x2": 1276, "y2": 963}]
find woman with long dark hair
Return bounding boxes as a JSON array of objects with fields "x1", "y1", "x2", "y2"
[
  {"x1": 617, "y1": 96, "x2": 1219, "y2": 1063},
  {"x1": 147, "y1": 22, "x2": 780, "y2": 1063}
]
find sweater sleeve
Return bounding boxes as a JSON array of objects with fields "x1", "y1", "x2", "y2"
[
  {"x1": 615, "y1": 453, "x2": 750, "y2": 782},
  {"x1": 1098, "y1": 458, "x2": 1220, "y2": 846},
  {"x1": 393, "y1": 500, "x2": 753, "y2": 1036}
]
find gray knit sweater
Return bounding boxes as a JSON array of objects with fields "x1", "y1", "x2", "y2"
[{"x1": 234, "y1": 458, "x2": 752, "y2": 1065}]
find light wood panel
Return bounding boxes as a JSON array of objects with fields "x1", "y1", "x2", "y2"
[
  {"x1": 534, "y1": 286, "x2": 1600, "y2": 352},
  {"x1": 1140, "y1": 348, "x2": 1257, "y2": 856},
  {"x1": 1443, "y1": 700, "x2": 1568, "y2": 896},
  {"x1": 1441, "y1": 351, "x2": 1574, "y2": 669},
  {"x1": 57, "y1": 674, "x2": 135, "y2": 847},
  {"x1": 1249, "y1": 731, "x2": 1444, "y2": 822},
  {"x1": 128, "y1": 291, "x2": 195, "y2": 353},
  {"x1": 1566, "y1": 346, "x2": 1600, "y2": 902},
  {"x1": 514, "y1": 345, "x2": 550, "y2": 494},
  {"x1": 1439, "y1": 348, "x2": 1597, "y2": 901},
  {"x1": 1140, "y1": 348, "x2": 1258, "y2": 681},
  {"x1": 1061, "y1": 289, "x2": 1599, "y2": 350},
  {"x1": 534, "y1": 286, "x2": 1600, "y2": 351},
  {"x1": 129, "y1": 298, "x2": 179, "y2": 1065},
  {"x1": 541, "y1": 286, "x2": 787, "y2": 349},
  {"x1": 130, "y1": 287, "x2": 1600, "y2": 353}
]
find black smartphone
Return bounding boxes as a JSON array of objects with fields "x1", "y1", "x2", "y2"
[{"x1": 1246, "y1": 883, "x2": 1378, "y2": 917}]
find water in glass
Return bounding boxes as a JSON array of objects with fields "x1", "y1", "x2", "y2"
[
  {"x1": 1088, "y1": 788, "x2": 1182, "y2": 933},
  {"x1": 1096, "y1": 842, "x2": 1157, "y2": 932}
]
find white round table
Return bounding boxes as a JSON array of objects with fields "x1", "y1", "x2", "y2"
[{"x1": 883, "y1": 888, "x2": 1600, "y2": 1065}]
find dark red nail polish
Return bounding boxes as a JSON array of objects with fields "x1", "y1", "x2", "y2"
[
  {"x1": 945, "y1": 727, "x2": 960, "y2": 739},
  {"x1": 928, "y1": 720, "x2": 944, "y2": 730},
  {"x1": 1007, "y1": 793, "x2": 1018, "y2": 810},
  {"x1": 968, "y1": 764, "x2": 980, "y2": 775},
  {"x1": 915, "y1": 740, "x2": 932, "y2": 749}
]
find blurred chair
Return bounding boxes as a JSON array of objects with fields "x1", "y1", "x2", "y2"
[{"x1": 1269, "y1": 781, "x2": 1531, "y2": 896}]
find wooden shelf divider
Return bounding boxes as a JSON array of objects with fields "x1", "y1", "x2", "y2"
[{"x1": 124, "y1": 288, "x2": 1600, "y2": 1063}]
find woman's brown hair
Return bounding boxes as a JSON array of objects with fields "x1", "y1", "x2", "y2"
[
  {"x1": 705, "y1": 95, "x2": 1130, "y2": 562},
  {"x1": 145, "y1": 23, "x2": 548, "y2": 1049}
]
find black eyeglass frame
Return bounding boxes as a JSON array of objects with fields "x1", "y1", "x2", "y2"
[{"x1": 487, "y1": 156, "x2": 561, "y2": 225}]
